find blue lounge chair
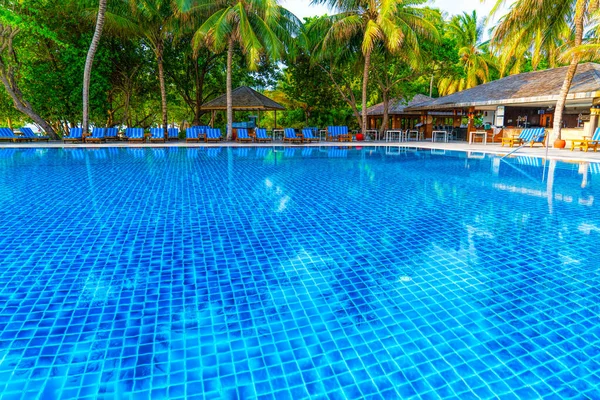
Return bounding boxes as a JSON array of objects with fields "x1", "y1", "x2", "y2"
[
  {"x1": 571, "y1": 127, "x2": 600, "y2": 152},
  {"x1": 63, "y1": 128, "x2": 83, "y2": 143},
  {"x1": 186, "y1": 127, "x2": 200, "y2": 142},
  {"x1": 236, "y1": 128, "x2": 252, "y2": 143},
  {"x1": 254, "y1": 128, "x2": 272, "y2": 143},
  {"x1": 86, "y1": 128, "x2": 105, "y2": 143},
  {"x1": 301, "y1": 128, "x2": 320, "y2": 143},
  {"x1": 326, "y1": 126, "x2": 338, "y2": 141},
  {"x1": 0, "y1": 128, "x2": 27, "y2": 142},
  {"x1": 501, "y1": 128, "x2": 546, "y2": 148},
  {"x1": 205, "y1": 128, "x2": 222, "y2": 142},
  {"x1": 125, "y1": 128, "x2": 145, "y2": 143},
  {"x1": 167, "y1": 128, "x2": 179, "y2": 141},
  {"x1": 20, "y1": 127, "x2": 49, "y2": 141},
  {"x1": 327, "y1": 126, "x2": 351, "y2": 142},
  {"x1": 283, "y1": 128, "x2": 301, "y2": 144},
  {"x1": 150, "y1": 128, "x2": 166, "y2": 143},
  {"x1": 104, "y1": 127, "x2": 118, "y2": 141}
]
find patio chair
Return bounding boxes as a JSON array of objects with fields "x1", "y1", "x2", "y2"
[
  {"x1": 125, "y1": 128, "x2": 145, "y2": 143},
  {"x1": 150, "y1": 128, "x2": 166, "y2": 143},
  {"x1": 63, "y1": 128, "x2": 83, "y2": 143},
  {"x1": 283, "y1": 128, "x2": 302, "y2": 144},
  {"x1": 20, "y1": 127, "x2": 49, "y2": 141},
  {"x1": 571, "y1": 127, "x2": 600, "y2": 152},
  {"x1": 167, "y1": 128, "x2": 180, "y2": 141},
  {"x1": 205, "y1": 128, "x2": 222, "y2": 142},
  {"x1": 301, "y1": 128, "x2": 320, "y2": 143},
  {"x1": 104, "y1": 128, "x2": 118, "y2": 141},
  {"x1": 254, "y1": 128, "x2": 272, "y2": 143},
  {"x1": 236, "y1": 128, "x2": 253, "y2": 143},
  {"x1": 86, "y1": 128, "x2": 106, "y2": 143}
]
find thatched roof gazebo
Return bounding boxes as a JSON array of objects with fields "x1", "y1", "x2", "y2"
[{"x1": 201, "y1": 86, "x2": 286, "y2": 129}]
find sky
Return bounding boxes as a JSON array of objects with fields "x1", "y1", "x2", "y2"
[{"x1": 280, "y1": 0, "x2": 505, "y2": 23}]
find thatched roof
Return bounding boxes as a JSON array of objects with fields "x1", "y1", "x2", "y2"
[
  {"x1": 201, "y1": 86, "x2": 286, "y2": 111},
  {"x1": 408, "y1": 62, "x2": 600, "y2": 111},
  {"x1": 367, "y1": 94, "x2": 432, "y2": 116}
]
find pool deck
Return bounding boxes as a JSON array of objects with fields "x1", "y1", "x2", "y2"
[{"x1": 4, "y1": 140, "x2": 600, "y2": 162}]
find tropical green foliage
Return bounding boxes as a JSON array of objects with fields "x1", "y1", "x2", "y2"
[{"x1": 0, "y1": 0, "x2": 597, "y2": 135}]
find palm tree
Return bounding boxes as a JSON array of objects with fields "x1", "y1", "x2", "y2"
[
  {"x1": 83, "y1": 0, "x2": 108, "y2": 135},
  {"x1": 106, "y1": 0, "x2": 186, "y2": 137},
  {"x1": 311, "y1": 0, "x2": 436, "y2": 134},
  {"x1": 184, "y1": 0, "x2": 299, "y2": 140},
  {"x1": 492, "y1": 0, "x2": 598, "y2": 143},
  {"x1": 437, "y1": 11, "x2": 495, "y2": 96}
]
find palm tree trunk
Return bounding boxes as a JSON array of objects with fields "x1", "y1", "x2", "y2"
[
  {"x1": 156, "y1": 41, "x2": 168, "y2": 138},
  {"x1": 82, "y1": 0, "x2": 107, "y2": 135},
  {"x1": 551, "y1": 0, "x2": 585, "y2": 142},
  {"x1": 361, "y1": 49, "x2": 372, "y2": 134},
  {"x1": 226, "y1": 39, "x2": 234, "y2": 141}
]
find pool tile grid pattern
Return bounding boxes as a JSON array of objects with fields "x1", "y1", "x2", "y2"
[{"x1": 0, "y1": 147, "x2": 599, "y2": 399}]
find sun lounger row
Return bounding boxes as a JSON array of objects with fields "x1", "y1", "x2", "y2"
[{"x1": 0, "y1": 127, "x2": 49, "y2": 142}]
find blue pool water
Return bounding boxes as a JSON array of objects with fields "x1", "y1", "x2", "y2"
[{"x1": 0, "y1": 146, "x2": 599, "y2": 399}]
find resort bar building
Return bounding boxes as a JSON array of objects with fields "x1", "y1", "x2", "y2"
[{"x1": 394, "y1": 62, "x2": 600, "y2": 143}]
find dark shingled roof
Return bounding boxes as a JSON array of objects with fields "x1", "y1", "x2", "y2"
[
  {"x1": 201, "y1": 86, "x2": 286, "y2": 111},
  {"x1": 407, "y1": 62, "x2": 600, "y2": 111},
  {"x1": 367, "y1": 94, "x2": 433, "y2": 116}
]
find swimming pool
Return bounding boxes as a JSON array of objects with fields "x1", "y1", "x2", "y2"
[{"x1": 0, "y1": 147, "x2": 599, "y2": 399}]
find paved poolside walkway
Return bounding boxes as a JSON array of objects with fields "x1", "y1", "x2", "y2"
[{"x1": 3, "y1": 140, "x2": 600, "y2": 162}]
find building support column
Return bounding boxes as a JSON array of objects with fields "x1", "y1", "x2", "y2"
[{"x1": 590, "y1": 98, "x2": 600, "y2": 136}]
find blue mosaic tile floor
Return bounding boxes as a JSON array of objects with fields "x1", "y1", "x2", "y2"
[{"x1": 0, "y1": 147, "x2": 599, "y2": 399}]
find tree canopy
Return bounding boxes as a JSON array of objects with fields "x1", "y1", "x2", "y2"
[{"x1": 0, "y1": 0, "x2": 597, "y2": 135}]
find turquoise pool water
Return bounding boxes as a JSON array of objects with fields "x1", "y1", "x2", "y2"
[{"x1": 0, "y1": 147, "x2": 599, "y2": 399}]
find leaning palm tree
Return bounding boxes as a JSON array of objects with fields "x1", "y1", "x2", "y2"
[
  {"x1": 492, "y1": 0, "x2": 599, "y2": 144},
  {"x1": 310, "y1": 0, "x2": 437, "y2": 134},
  {"x1": 183, "y1": 0, "x2": 300, "y2": 140},
  {"x1": 83, "y1": 0, "x2": 108, "y2": 135},
  {"x1": 437, "y1": 11, "x2": 495, "y2": 96}
]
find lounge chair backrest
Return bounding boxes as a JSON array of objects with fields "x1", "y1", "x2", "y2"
[
  {"x1": 91, "y1": 128, "x2": 105, "y2": 138},
  {"x1": 105, "y1": 127, "x2": 118, "y2": 137},
  {"x1": 20, "y1": 127, "x2": 39, "y2": 138},
  {"x1": 518, "y1": 129, "x2": 534, "y2": 142},
  {"x1": 69, "y1": 128, "x2": 83, "y2": 138},
  {"x1": 168, "y1": 128, "x2": 179, "y2": 138},
  {"x1": 125, "y1": 128, "x2": 143, "y2": 138},
  {"x1": 531, "y1": 128, "x2": 545, "y2": 143},
  {"x1": 340, "y1": 126, "x2": 348, "y2": 134},
  {"x1": 186, "y1": 127, "x2": 198, "y2": 139},
  {"x1": 284, "y1": 128, "x2": 296, "y2": 138},
  {"x1": 327, "y1": 126, "x2": 337, "y2": 136},
  {"x1": 237, "y1": 128, "x2": 249, "y2": 139},
  {"x1": 207, "y1": 128, "x2": 221, "y2": 139},
  {"x1": 150, "y1": 128, "x2": 163, "y2": 138},
  {"x1": 591, "y1": 127, "x2": 600, "y2": 141},
  {"x1": 255, "y1": 128, "x2": 268, "y2": 138},
  {"x1": 302, "y1": 128, "x2": 314, "y2": 138},
  {"x1": 0, "y1": 128, "x2": 14, "y2": 137}
]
